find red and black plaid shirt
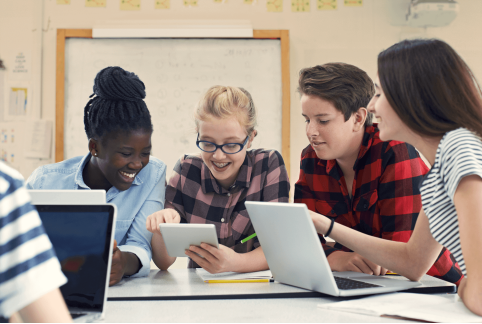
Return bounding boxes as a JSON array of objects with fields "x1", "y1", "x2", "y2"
[{"x1": 294, "y1": 124, "x2": 463, "y2": 285}]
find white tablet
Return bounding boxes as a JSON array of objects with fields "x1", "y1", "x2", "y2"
[{"x1": 159, "y1": 223, "x2": 219, "y2": 257}]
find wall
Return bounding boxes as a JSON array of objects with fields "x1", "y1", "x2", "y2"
[
  {"x1": 0, "y1": 0, "x2": 45, "y2": 177},
  {"x1": 2, "y1": 0, "x2": 482, "y2": 187}
]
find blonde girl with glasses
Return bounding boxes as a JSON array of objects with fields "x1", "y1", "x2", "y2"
[{"x1": 146, "y1": 86, "x2": 290, "y2": 273}]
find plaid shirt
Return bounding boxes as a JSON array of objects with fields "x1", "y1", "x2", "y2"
[
  {"x1": 165, "y1": 149, "x2": 290, "y2": 268},
  {"x1": 294, "y1": 125, "x2": 463, "y2": 285}
]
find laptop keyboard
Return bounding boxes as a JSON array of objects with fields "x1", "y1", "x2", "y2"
[
  {"x1": 70, "y1": 313, "x2": 88, "y2": 319},
  {"x1": 334, "y1": 276, "x2": 382, "y2": 290}
]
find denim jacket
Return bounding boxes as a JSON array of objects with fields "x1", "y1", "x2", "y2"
[{"x1": 26, "y1": 153, "x2": 166, "y2": 278}]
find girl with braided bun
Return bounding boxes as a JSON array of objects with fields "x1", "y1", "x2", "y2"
[
  {"x1": 146, "y1": 85, "x2": 290, "y2": 273},
  {"x1": 27, "y1": 66, "x2": 167, "y2": 286}
]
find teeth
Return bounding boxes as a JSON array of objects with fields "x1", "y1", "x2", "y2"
[
  {"x1": 121, "y1": 171, "x2": 135, "y2": 178},
  {"x1": 213, "y1": 162, "x2": 229, "y2": 168}
]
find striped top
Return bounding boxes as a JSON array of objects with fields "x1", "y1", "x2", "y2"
[
  {"x1": 0, "y1": 162, "x2": 67, "y2": 318},
  {"x1": 420, "y1": 128, "x2": 482, "y2": 276}
]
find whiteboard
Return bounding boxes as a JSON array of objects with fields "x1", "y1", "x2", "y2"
[{"x1": 64, "y1": 38, "x2": 282, "y2": 176}]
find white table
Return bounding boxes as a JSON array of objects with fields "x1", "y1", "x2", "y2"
[
  {"x1": 98, "y1": 297, "x2": 414, "y2": 323},
  {"x1": 108, "y1": 269, "x2": 321, "y2": 300},
  {"x1": 100, "y1": 269, "x2": 456, "y2": 323},
  {"x1": 107, "y1": 269, "x2": 455, "y2": 300}
]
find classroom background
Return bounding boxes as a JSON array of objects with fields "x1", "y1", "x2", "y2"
[{"x1": 1, "y1": 0, "x2": 481, "y2": 268}]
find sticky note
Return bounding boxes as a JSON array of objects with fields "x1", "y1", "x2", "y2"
[
  {"x1": 318, "y1": 0, "x2": 337, "y2": 10},
  {"x1": 120, "y1": 0, "x2": 141, "y2": 10},
  {"x1": 344, "y1": 0, "x2": 362, "y2": 6},
  {"x1": 184, "y1": 0, "x2": 198, "y2": 7},
  {"x1": 292, "y1": 0, "x2": 310, "y2": 12},
  {"x1": 57, "y1": 0, "x2": 71, "y2": 4},
  {"x1": 85, "y1": 0, "x2": 106, "y2": 7},
  {"x1": 267, "y1": 0, "x2": 283, "y2": 12},
  {"x1": 155, "y1": 0, "x2": 170, "y2": 9}
]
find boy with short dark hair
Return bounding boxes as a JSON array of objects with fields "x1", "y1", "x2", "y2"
[{"x1": 294, "y1": 63, "x2": 463, "y2": 284}]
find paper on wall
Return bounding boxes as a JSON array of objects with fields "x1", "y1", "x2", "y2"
[
  {"x1": 155, "y1": 0, "x2": 170, "y2": 9},
  {"x1": 120, "y1": 0, "x2": 140, "y2": 10},
  {"x1": 6, "y1": 86, "x2": 29, "y2": 120},
  {"x1": 24, "y1": 120, "x2": 53, "y2": 159},
  {"x1": 0, "y1": 70, "x2": 5, "y2": 122},
  {"x1": 10, "y1": 51, "x2": 31, "y2": 81},
  {"x1": 292, "y1": 0, "x2": 310, "y2": 12},
  {"x1": 267, "y1": 0, "x2": 283, "y2": 12},
  {"x1": 85, "y1": 0, "x2": 106, "y2": 7},
  {"x1": 344, "y1": 0, "x2": 362, "y2": 6},
  {"x1": 183, "y1": 0, "x2": 198, "y2": 7},
  {"x1": 318, "y1": 0, "x2": 337, "y2": 10}
]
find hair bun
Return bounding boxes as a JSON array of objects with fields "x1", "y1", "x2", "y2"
[{"x1": 93, "y1": 66, "x2": 146, "y2": 101}]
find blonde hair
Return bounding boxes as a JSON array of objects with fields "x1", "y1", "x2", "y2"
[{"x1": 194, "y1": 85, "x2": 257, "y2": 136}]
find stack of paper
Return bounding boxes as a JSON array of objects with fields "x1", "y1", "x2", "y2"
[
  {"x1": 318, "y1": 292, "x2": 482, "y2": 323},
  {"x1": 196, "y1": 269, "x2": 273, "y2": 283}
]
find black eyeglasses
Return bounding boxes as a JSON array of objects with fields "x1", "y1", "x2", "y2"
[{"x1": 196, "y1": 134, "x2": 250, "y2": 154}]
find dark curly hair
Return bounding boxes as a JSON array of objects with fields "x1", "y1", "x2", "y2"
[{"x1": 83, "y1": 66, "x2": 153, "y2": 141}]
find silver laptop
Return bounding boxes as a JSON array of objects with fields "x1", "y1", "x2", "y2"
[
  {"x1": 245, "y1": 202, "x2": 421, "y2": 297},
  {"x1": 29, "y1": 190, "x2": 106, "y2": 205},
  {"x1": 35, "y1": 204, "x2": 116, "y2": 322}
]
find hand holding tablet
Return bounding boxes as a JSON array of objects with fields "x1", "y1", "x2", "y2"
[{"x1": 159, "y1": 224, "x2": 219, "y2": 258}]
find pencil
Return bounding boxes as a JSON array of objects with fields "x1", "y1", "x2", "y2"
[
  {"x1": 241, "y1": 233, "x2": 257, "y2": 244},
  {"x1": 205, "y1": 278, "x2": 273, "y2": 283},
  {"x1": 385, "y1": 272, "x2": 399, "y2": 275}
]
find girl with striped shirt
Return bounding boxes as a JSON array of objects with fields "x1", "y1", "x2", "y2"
[{"x1": 308, "y1": 39, "x2": 482, "y2": 316}]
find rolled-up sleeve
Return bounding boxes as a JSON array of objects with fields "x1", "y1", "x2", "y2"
[{"x1": 119, "y1": 163, "x2": 166, "y2": 277}]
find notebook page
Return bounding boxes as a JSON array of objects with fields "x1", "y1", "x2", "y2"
[
  {"x1": 395, "y1": 296, "x2": 482, "y2": 323},
  {"x1": 318, "y1": 293, "x2": 482, "y2": 322},
  {"x1": 196, "y1": 269, "x2": 272, "y2": 281}
]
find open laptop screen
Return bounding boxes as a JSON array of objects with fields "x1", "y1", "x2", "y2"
[{"x1": 35, "y1": 205, "x2": 114, "y2": 314}]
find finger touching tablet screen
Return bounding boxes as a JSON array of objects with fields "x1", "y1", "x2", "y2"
[{"x1": 159, "y1": 224, "x2": 219, "y2": 257}]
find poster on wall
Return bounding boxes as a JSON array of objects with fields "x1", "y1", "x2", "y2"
[
  {"x1": 24, "y1": 120, "x2": 53, "y2": 159},
  {"x1": 5, "y1": 84, "x2": 30, "y2": 121},
  {"x1": 10, "y1": 51, "x2": 31, "y2": 81}
]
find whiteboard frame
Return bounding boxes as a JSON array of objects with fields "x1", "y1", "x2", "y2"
[{"x1": 55, "y1": 29, "x2": 290, "y2": 177}]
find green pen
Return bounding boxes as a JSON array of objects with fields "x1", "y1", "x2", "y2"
[{"x1": 241, "y1": 233, "x2": 257, "y2": 244}]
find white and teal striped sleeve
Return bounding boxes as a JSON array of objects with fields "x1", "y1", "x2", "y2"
[
  {"x1": 440, "y1": 129, "x2": 482, "y2": 201},
  {"x1": 0, "y1": 162, "x2": 67, "y2": 318}
]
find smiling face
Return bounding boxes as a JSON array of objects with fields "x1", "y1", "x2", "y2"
[
  {"x1": 93, "y1": 129, "x2": 152, "y2": 191},
  {"x1": 198, "y1": 115, "x2": 254, "y2": 189},
  {"x1": 301, "y1": 94, "x2": 365, "y2": 162},
  {"x1": 367, "y1": 75, "x2": 411, "y2": 142}
]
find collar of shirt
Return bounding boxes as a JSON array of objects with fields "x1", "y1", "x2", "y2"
[
  {"x1": 201, "y1": 153, "x2": 252, "y2": 195},
  {"x1": 321, "y1": 124, "x2": 377, "y2": 175},
  {"x1": 73, "y1": 153, "x2": 143, "y2": 194}
]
